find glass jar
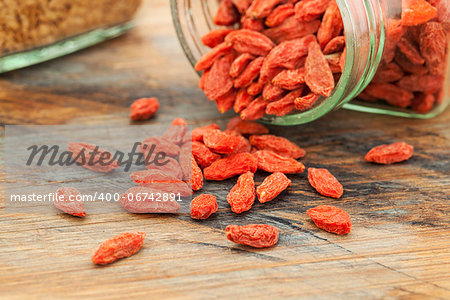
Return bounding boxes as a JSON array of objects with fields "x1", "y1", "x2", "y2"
[
  {"x1": 0, "y1": 0, "x2": 142, "y2": 74},
  {"x1": 171, "y1": 0, "x2": 449, "y2": 125}
]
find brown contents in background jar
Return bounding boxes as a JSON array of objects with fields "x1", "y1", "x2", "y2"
[{"x1": 0, "y1": 0, "x2": 142, "y2": 55}]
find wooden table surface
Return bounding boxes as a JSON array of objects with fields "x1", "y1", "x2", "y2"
[{"x1": 1, "y1": 1, "x2": 449, "y2": 299}]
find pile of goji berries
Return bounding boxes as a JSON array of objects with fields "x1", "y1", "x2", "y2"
[
  {"x1": 361, "y1": 0, "x2": 448, "y2": 113},
  {"x1": 196, "y1": 0, "x2": 448, "y2": 119},
  {"x1": 196, "y1": 0, "x2": 345, "y2": 119}
]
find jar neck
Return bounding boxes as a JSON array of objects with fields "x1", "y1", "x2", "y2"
[{"x1": 171, "y1": 0, "x2": 386, "y2": 125}]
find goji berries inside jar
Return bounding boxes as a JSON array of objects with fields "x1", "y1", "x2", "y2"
[
  {"x1": 171, "y1": 0, "x2": 449, "y2": 125},
  {"x1": 0, "y1": 0, "x2": 142, "y2": 73}
]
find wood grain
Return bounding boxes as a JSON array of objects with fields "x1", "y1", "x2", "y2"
[{"x1": 0, "y1": 0, "x2": 449, "y2": 299}]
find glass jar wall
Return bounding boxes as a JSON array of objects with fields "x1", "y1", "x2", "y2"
[{"x1": 171, "y1": 0, "x2": 449, "y2": 125}]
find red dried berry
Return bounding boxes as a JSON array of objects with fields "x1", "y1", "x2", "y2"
[
  {"x1": 191, "y1": 124, "x2": 220, "y2": 142},
  {"x1": 214, "y1": 0, "x2": 240, "y2": 26},
  {"x1": 54, "y1": 187, "x2": 86, "y2": 217},
  {"x1": 226, "y1": 116, "x2": 269, "y2": 135},
  {"x1": 419, "y1": 22, "x2": 447, "y2": 75},
  {"x1": 162, "y1": 118, "x2": 188, "y2": 145},
  {"x1": 203, "y1": 153, "x2": 257, "y2": 181},
  {"x1": 265, "y1": 3, "x2": 295, "y2": 27},
  {"x1": 250, "y1": 134, "x2": 306, "y2": 159},
  {"x1": 145, "y1": 156, "x2": 184, "y2": 180},
  {"x1": 225, "y1": 29, "x2": 276, "y2": 56},
  {"x1": 203, "y1": 54, "x2": 235, "y2": 100},
  {"x1": 201, "y1": 29, "x2": 234, "y2": 48},
  {"x1": 234, "y1": 89, "x2": 254, "y2": 113},
  {"x1": 68, "y1": 142, "x2": 119, "y2": 173},
  {"x1": 225, "y1": 224, "x2": 279, "y2": 248},
  {"x1": 216, "y1": 88, "x2": 237, "y2": 113},
  {"x1": 265, "y1": 88, "x2": 305, "y2": 116},
  {"x1": 130, "y1": 97, "x2": 159, "y2": 121},
  {"x1": 130, "y1": 170, "x2": 192, "y2": 197},
  {"x1": 363, "y1": 83, "x2": 413, "y2": 108},
  {"x1": 305, "y1": 41, "x2": 335, "y2": 97},
  {"x1": 119, "y1": 186, "x2": 181, "y2": 213},
  {"x1": 140, "y1": 136, "x2": 180, "y2": 157},
  {"x1": 308, "y1": 168, "x2": 343, "y2": 198},
  {"x1": 272, "y1": 68, "x2": 305, "y2": 90},
  {"x1": 190, "y1": 194, "x2": 218, "y2": 220},
  {"x1": 411, "y1": 93, "x2": 435, "y2": 113},
  {"x1": 253, "y1": 150, "x2": 305, "y2": 174},
  {"x1": 191, "y1": 141, "x2": 221, "y2": 168},
  {"x1": 294, "y1": 92, "x2": 320, "y2": 111},
  {"x1": 323, "y1": 36, "x2": 345, "y2": 54},
  {"x1": 307, "y1": 205, "x2": 351, "y2": 235},
  {"x1": 195, "y1": 42, "x2": 233, "y2": 71},
  {"x1": 240, "y1": 97, "x2": 267, "y2": 121},
  {"x1": 402, "y1": 0, "x2": 437, "y2": 26},
  {"x1": 317, "y1": 1, "x2": 343, "y2": 48},
  {"x1": 262, "y1": 83, "x2": 286, "y2": 102},
  {"x1": 246, "y1": 0, "x2": 285, "y2": 19},
  {"x1": 365, "y1": 142, "x2": 414, "y2": 164},
  {"x1": 234, "y1": 57, "x2": 265, "y2": 88},
  {"x1": 227, "y1": 171, "x2": 255, "y2": 214},
  {"x1": 257, "y1": 172, "x2": 291, "y2": 203},
  {"x1": 263, "y1": 16, "x2": 321, "y2": 44},
  {"x1": 92, "y1": 232, "x2": 146, "y2": 265},
  {"x1": 203, "y1": 129, "x2": 241, "y2": 154},
  {"x1": 294, "y1": 0, "x2": 330, "y2": 22},
  {"x1": 230, "y1": 53, "x2": 255, "y2": 78}
]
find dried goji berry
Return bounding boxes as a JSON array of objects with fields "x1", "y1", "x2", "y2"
[
  {"x1": 322, "y1": 36, "x2": 345, "y2": 54},
  {"x1": 307, "y1": 205, "x2": 351, "y2": 235},
  {"x1": 419, "y1": 22, "x2": 447, "y2": 75},
  {"x1": 130, "y1": 170, "x2": 193, "y2": 197},
  {"x1": 203, "y1": 54, "x2": 235, "y2": 100},
  {"x1": 372, "y1": 62, "x2": 404, "y2": 83},
  {"x1": 130, "y1": 97, "x2": 159, "y2": 121},
  {"x1": 119, "y1": 186, "x2": 181, "y2": 213},
  {"x1": 227, "y1": 171, "x2": 255, "y2": 213},
  {"x1": 203, "y1": 129, "x2": 241, "y2": 154},
  {"x1": 54, "y1": 187, "x2": 86, "y2": 217},
  {"x1": 68, "y1": 142, "x2": 119, "y2": 173},
  {"x1": 263, "y1": 16, "x2": 321, "y2": 44},
  {"x1": 225, "y1": 224, "x2": 279, "y2": 248},
  {"x1": 394, "y1": 51, "x2": 428, "y2": 75},
  {"x1": 226, "y1": 116, "x2": 269, "y2": 135},
  {"x1": 305, "y1": 41, "x2": 335, "y2": 97},
  {"x1": 145, "y1": 156, "x2": 184, "y2": 180},
  {"x1": 246, "y1": 0, "x2": 284, "y2": 19},
  {"x1": 195, "y1": 42, "x2": 233, "y2": 71},
  {"x1": 294, "y1": 0, "x2": 330, "y2": 22},
  {"x1": 265, "y1": 3, "x2": 295, "y2": 27},
  {"x1": 203, "y1": 153, "x2": 257, "y2": 181},
  {"x1": 234, "y1": 57, "x2": 265, "y2": 88},
  {"x1": 191, "y1": 141, "x2": 221, "y2": 168},
  {"x1": 214, "y1": 0, "x2": 240, "y2": 26},
  {"x1": 230, "y1": 53, "x2": 255, "y2": 78},
  {"x1": 225, "y1": 29, "x2": 275, "y2": 56},
  {"x1": 162, "y1": 118, "x2": 188, "y2": 145},
  {"x1": 191, "y1": 124, "x2": 220, "y2": 142},
  {"x1": 234, "y1": 89, "x2": 254, "y2": 113},
  {"x1": 201, "y1": 29, "x2": 234, "y2": 48},
  {"x1": 265, "y1": 88, "x2": 304, "y2": 116},
  {"x1": 240, "y1": 97, "x2": 267, "y2": 120},
  {"x1": 199, "y1": 68, "x2": 210, "y2": 90},
  {"x1": 190, "y1": 194, "x2": 218, "y2": 220},
  {"x1": 397, "y1": 36, "x2": 425, "y2": 65},
  {"x1": 325, "y1": 52, "x2": 343, "y2": 73},
  {"x1": 365, "y1": 142, "x2": 414, "y2": 164},
  {"x1": 397, "y1": 74, "x2": 443, "y2": 93},
  {"x1": 272, "y1": 68, "x2": 305, "y2": 90},
  {"x1": 247, "y1": 81, "x2": 265, "y2": 96},
  {"x1": 253, "y1": 150, "x2": 305, "y2": 174},
  {"x1": 411, "y1": 93, "x2": 435, "y2": 113},
  {"x1": 402, "y1": 0, "x2": 437, "y2": 26},
  {"x1": 294, "y1": 92, "x2": 320, "y2": 111},
  {"x1": 241, "y1": 16, "x2": 265, "y2": 31},
  {"x1": 216, "y1": 88, "x2": 237, "y2": 113},
  {"x1": 383, "y1": 20, "x2": 407, "y2": 63},
  {"x1": 317, "y1": 1, "x2": 343, "y2": 48},
  {"x1": 257, "y1": 172, "x2": 291, "y2": 203},
  {"x1": 250, "y1": 134, "x2": 306, "y2": 159},
  {"x1": 231, "y1": 0, "x2": 252, "y2": 14},
  {"x1": 262, "y1": 83, "x2": 286, "y2": 102},
  {"x1": 225, "y1": 132, "x2": 252, "y2": 154},
  {"x1": 308, "y1": 168, "x2": 343, "y2": 198},
  {"x1": 363, "y1": 83, "x2": 413, "y2": 108},
  {"x1": 91, "y1": 232, "x2": 146, "y2": 265},
  {"x1": 191, "y1": 157, "x2": 204, "y2": 191}
]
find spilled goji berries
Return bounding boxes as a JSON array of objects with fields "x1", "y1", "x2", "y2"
[
  {"x1": 204, "y1": 153, "x2": 257, "y2": 181},
  {"x1": 225, "y1": 224, "x2": 279, "y2": 248},
  {"x1": 253, "y1": 150, "x2": 305, "y2": 174},
  {"x1": 249, "y1": 134, "x2": 306, "y2": 159},
  {"x1": 227, "y1": 171, "x2": 255, "y2": 214},
  {"x1": 308, "y1": 168, "x2": 343, "y2": 198},
  {"x1": 68, "y1": 142, "x2": 119, "y2": 173},
  {"x1": 365, "y1": 142, "x2": 414, "y2": 164},
  {"x1": 130, "y1": 97, "x2": 159, "y2": 121},
  {"x1": 307, "y1": 205, "x2": 351, "y2": 235},
  {"x1": 257, "y1": 172, "x2": 291, "y2": 203},
  {"x1": 54, "y1": 187, "x2": 86, "y2": 217},
  {"x1": 190, "y1": 194, "x2": 218, "y2": 220},
  {"x1": 92, "y1": 232, "x2": 146, "y2": 265},
  {"x1": 203, "y1": 129, "x2": 242, "y2": 154},
  {"x1": 226, "y1": 116, "x2": 269, "y2": 135}
]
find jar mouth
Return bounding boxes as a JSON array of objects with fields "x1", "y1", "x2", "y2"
[{"x1": 171, "y1": 0, "x2": 386, "y2": 125}]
